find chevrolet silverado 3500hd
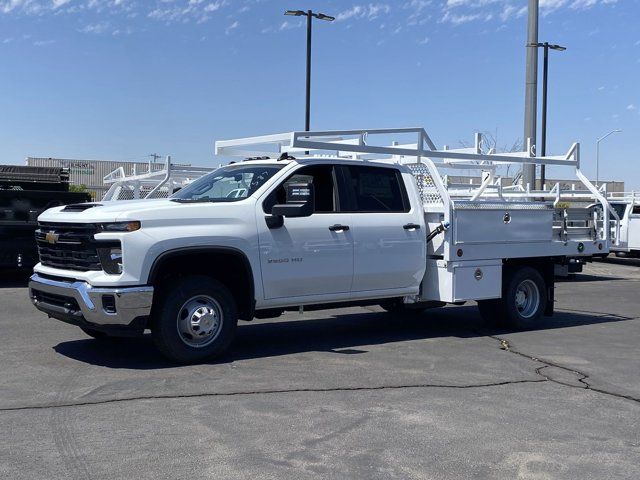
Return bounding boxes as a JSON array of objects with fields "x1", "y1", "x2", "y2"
[{"x1": 28, "y1": 128, "x2": 618, "y2": 363}]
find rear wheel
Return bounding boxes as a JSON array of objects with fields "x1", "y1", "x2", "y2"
[
  {"x1": 500, "y1": 266, "x2": 547, "y2": 329},
  {"x1": 478, "y1": 266, "x2": 547, "y2": 330},
  {"x1": 152, "y1": 275, "x2": 238, "y2": 363}
]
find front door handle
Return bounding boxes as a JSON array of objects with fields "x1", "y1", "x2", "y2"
[
  {"x1": 329, "y1": 224, "x2": 350, "y2": 232},
  {"x1": 403, "y1": 223, "x2": 421, "y2": 230}
]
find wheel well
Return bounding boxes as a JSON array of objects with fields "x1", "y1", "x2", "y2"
[
  {"x1": 149, "y1": 248, "x2": 255, "y2": 320},
  {"x1": 503, "y1": 258, "x2": 555, "y2": 316}
]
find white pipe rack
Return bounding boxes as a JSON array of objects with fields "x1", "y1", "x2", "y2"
[{"x1": 215, "y1": 128, "x2": 620, "y2": 244}]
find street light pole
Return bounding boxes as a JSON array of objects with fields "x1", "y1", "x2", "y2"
[
  {"x1": 596, "y1": 129, "x2": 622, "y2": 186},
  {"x1": 522, "y1": 0, "x2": 539, "y2": 190},
  {"x1": 305, "y1": 10, "x2": 312, "y2": 132},
  {"x1": 285, "y1": 9, "x2": 335, "y2": 132},
  {"x1": 532, "y1": 42, "x2": 566, "y2": 190}
]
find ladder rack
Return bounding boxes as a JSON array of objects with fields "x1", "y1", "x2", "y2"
[{"x1": 215, "y1": 128, "x2": 619, "y2": 243}]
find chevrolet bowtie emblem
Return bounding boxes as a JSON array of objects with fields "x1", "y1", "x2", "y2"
[{"x1": 45, "y1": 231, "x2": 59, "y2": 244}]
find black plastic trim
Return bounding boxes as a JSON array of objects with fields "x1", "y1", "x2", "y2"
[{"x1": 147, "y1": 246, "x2": 256, "y2": 318}]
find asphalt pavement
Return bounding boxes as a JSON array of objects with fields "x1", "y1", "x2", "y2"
[{"x1": 0, "y1": 258, "x2": 639, "y2": 479}]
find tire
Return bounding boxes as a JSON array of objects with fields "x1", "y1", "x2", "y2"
[
  {"x1": 151, "y1": 275, "x2": 238, "y2": 363},
  {"x1": 499, "y1": 266, "x2": 547, "y2": 330},
  {"x1": 80, "y1": 326, "x2": 111, "y2": 340},
  {"x1": 477, "y1": 299, "x2": 503, "y2": 327}
]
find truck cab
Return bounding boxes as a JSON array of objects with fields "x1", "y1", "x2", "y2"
[{"x1": 29, "y1": 156, "x2": 426, "y2": 362}]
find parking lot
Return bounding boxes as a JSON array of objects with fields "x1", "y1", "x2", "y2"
[{"x1": 1, "y1": 258, "x2": 639, "y2": 479}]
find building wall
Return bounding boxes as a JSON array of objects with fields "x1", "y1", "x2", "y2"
[{"x1": 25, "y1": 158, "x2": 170, "y2": 199}]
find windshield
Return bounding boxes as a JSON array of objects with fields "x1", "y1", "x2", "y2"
[{"x1": 171, "y1": 164, "x2": 284, "y2": 203}]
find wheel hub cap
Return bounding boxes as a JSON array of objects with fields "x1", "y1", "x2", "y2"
[
  {"x1": 515, "y1": 279, "x2": 540, "y2": 319},
  {"x1": 177, "y1": 296, "x2": 223, "y2": 348}
]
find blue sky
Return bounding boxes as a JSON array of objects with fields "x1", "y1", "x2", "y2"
[{"x1": 1, "y1": 0, "x2": 638, "y2": 188}]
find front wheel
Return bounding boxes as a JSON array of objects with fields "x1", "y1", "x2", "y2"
[{"x1": 152, "y1": 275, "x2": 238, "y2": 363}]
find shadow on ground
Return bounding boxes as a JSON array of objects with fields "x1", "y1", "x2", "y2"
[
  {"x1": 53, "y1": 306, "x2": 633, "y2": 370},
  {"x1": 598, "y1": 256, "x2": 640, "y2": 268},
  {"x1": 556, "y1": 273, "x2": 623, "y2": 283}
]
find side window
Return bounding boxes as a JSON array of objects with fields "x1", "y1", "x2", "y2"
[
  {"x1": 632, "y1": 205, "x2": 640, "y2": 215},
  {"x1": 344, "y1": 166, "x2": 409, "y2": 213},
  {"x1": 263, "y1": 165, "x2": 338, "y2": 214}
]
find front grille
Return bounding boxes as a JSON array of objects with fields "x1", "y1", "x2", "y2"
[{"x1": 35, "y1": 222, "x2": 102, "y2": 271}]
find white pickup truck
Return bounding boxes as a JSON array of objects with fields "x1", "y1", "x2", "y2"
[
  {"x1": 28, "y1": 128, "x2": 616, "y2": 363},
  {"x1": 601, "y1": 192, "x2": 640, "y2": 257}
]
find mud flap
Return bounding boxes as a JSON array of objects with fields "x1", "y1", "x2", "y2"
[{"x1": 544, "y1": 282, "x2": 554, "y2": 316}]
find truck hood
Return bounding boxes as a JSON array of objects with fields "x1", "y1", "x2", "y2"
[{"x1": 37, "y1": 198, "x2": 248, "y2": 224}]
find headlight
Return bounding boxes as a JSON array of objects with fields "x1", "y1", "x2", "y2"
[
  {"x1": 96, "y1": 221, "x2": 141, "y2": 232},
  {"x1": 97, "y1": 245, "x2": 123, "y2": 274}
]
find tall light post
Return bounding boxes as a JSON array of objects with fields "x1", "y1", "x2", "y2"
[
  {"x1": 522, "y1": 0, "x2": 539, "y2": 189},
  {"x1": 284, "y1": 9, "x2": 335, "y2": 131},
  {"x1": 596, "y1": 129, "x2": 622, "y2": 186},
  {"x1": 530, "y1": 42, "x2": 566, "y2": 190}
]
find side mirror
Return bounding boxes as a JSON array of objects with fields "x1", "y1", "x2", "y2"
[{"x1": 267, "y1": 182, "x2": 314, "y2": 228}]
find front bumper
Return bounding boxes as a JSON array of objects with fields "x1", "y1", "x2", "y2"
[{"x1": 29, "y1": 274, "x2": 153, "y2": 334}]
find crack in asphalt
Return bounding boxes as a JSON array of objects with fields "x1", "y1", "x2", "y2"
[
  {"x1": 557, "y1": 308, "x2": 634, "y2": 320},
  {"x1": 0, "y1": 378, "x2": 547, "y2": 413},
  {"x1": 2, "y1": 309, "x2": 638, "y2": 413},
  {"x1": 488, "y1": 334, "x2": 640, "y2": 405}
]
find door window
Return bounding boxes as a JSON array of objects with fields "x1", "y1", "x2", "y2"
[
  {"x1": 342, "y1": 165, "x2": 409, "y2": 212},
  {"x1": 263, "y1": 165, "x2": 339, "y2": 214}
]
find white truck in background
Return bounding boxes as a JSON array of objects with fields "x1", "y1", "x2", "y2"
[
  {"x1": 28, "y1": 128, "x2": 618, "y2": 363},
  {"x1": 602, "y1": 192, "x2": 640, "y2": 257}
]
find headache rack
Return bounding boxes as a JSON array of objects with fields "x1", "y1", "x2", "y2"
[{"x1": 216, "y1": 128, "x2": 620, "y2": 246}]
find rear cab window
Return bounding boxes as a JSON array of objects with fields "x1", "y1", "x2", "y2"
[{"x1": 341, "y1": 165, "x2": 409, "y2": 213}]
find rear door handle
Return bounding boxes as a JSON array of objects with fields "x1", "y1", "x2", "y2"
[
  {"x1": 329, "y1": 224, "x2": 350, "y2": 232},
  {"x1": 403, "y1": 223, "x2": 421, "y2": 230}
]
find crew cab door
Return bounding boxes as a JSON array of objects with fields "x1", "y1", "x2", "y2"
[
  {"x1": 340, "y1": 165, "x2": 426, "y2": 292},
  {"x1": 257, "y1": 164, "x2": 354, "y2": 300}
]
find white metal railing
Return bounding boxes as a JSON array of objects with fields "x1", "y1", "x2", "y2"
[
  {"x1": 607, "y1": 191, "x2": 639, "y2": 204},
  {"x1": 215, "y1": 128, "x2": 619, "y2": 244},
  {"x1": 102, "y1": 156, "x2": 214, "y2": 201}
]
